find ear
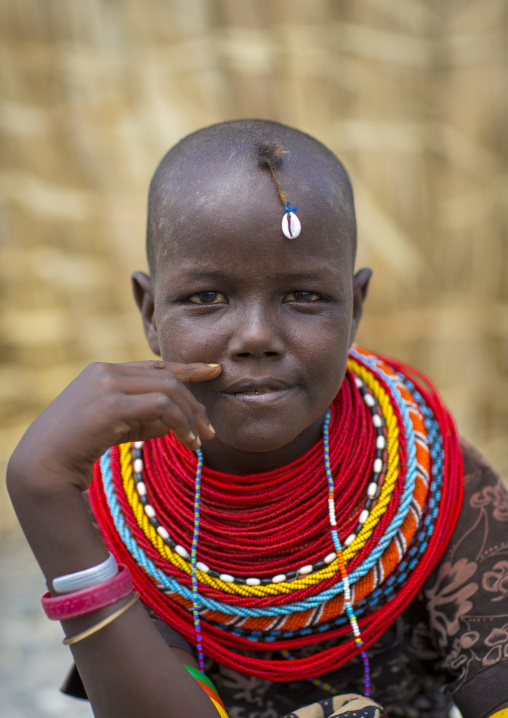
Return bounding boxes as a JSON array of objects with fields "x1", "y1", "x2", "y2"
[
  {"x1": 350, "y1": 267, "x2": 372, "y2": 345},
  {"x1": 131, "y1": 271, "x2": 161, "y2": 356}
]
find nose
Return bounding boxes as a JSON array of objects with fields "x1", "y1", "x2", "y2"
[{"x1": 227, "y1": 305, "x2": 285, "y2": 361}]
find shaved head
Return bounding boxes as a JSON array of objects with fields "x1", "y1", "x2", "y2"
[{"x1": 146, "y1": 120, "x2": 356, "y2": 273}]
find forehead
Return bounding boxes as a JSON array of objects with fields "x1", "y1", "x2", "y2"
[{"x1": 152, "y1": 160, "x2": 355, "y2": 279}]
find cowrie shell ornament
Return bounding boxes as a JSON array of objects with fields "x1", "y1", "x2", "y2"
[
  {"x1": 282, "y1": 211, "x2": 301, "y2": 239},
  {"x1": 282, "y1": 201, "x2": 301, "y2": 239}
]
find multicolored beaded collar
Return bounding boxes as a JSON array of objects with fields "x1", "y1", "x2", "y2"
[{"x1": 89, "y1": 346, "x2": 463, "y2": 688}]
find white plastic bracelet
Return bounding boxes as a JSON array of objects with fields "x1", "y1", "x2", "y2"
[{"x1": 53, "y1": 553, "x2": 118, "y2": 594}]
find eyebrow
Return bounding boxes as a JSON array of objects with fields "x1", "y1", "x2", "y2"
[{"x1": 181, "y1": 269, "x2": 336, "y2": 282}]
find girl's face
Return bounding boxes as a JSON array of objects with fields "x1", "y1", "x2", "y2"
[{"x1": 134, "y1": 170, "x2": 370, "y2": 472}]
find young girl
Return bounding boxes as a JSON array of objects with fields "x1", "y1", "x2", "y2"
[{"x1": 7, "y1": 120, "x2": 508, "y2": 718}]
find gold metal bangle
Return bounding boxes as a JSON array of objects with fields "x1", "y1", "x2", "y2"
[{"x1": 63, "y1": 592, "x2": 139, "y2": 646}]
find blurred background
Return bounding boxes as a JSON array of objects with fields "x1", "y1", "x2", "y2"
[
  {"x1": 0, "y1": 1, "x2": 507, "y2": 715},
  {"x1": 1, "y1": 0, "x2": 508, "y2": 521}
]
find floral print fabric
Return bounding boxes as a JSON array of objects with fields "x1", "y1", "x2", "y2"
[
  {"x1": 62, "y1": 442, "x2": 508, "y2": 717},
  {"x1": 202, "y1": 442, "x2": 508, "y2": 718}
]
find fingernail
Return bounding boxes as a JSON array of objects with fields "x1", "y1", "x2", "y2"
[
  {"x1": 208, "y1": 423, "x2": 215, "y2": 433},
  {"x1": 194, "y1": 436, "x2": 201, "y2": 448},
  {"x1": 188, "y1": 432, "x2": 196, "y2": 442},
  {"x1": 206, "y1": 363, "x2": 221, "y2": 368}
]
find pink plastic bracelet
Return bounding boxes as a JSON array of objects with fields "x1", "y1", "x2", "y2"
[{"x1": 42, "y1": 564, "x2": 133, "y2": 620}]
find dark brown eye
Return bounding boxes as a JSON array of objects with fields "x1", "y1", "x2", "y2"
[
  {"x1": 285, "y1": 291, "x2": 321, "y2": 302},
  {"x1": 189, "y1": 291, "x2": 226, "y2": 304}
]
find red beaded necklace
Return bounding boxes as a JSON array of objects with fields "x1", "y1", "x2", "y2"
[{"x1": 89, "y1": 348, "x2": 464, "y2": 683}]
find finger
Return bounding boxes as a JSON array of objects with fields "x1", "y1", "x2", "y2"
[
  {"x1": 187, "y1": 396, "x2": 216, "y2": 441},
  {"x1": 116, "y1": 362, "x2": 219, "y2": 440},
  {"x1": 118, "y1": 361, "x2": 222, "y2": 384},
  {"x1": 122, "y1": 371, "x2": 215, "y2": 440},
  {"x1": 84, "y1": 364, "x2": 204, "y2": 448},
  {"x1": 156, "y1": 361, "x2": 223, "y2": 385},
  {"x1": 117, "y1": 393, "x2": 203, "y2": 450},
  {"x1": 84, "y1": 362, "x2": 218, "y2": 443}
]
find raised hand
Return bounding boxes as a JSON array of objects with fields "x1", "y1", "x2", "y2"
[{"x1": 8, "y1": 360, "x2": 221, "y2": 492}]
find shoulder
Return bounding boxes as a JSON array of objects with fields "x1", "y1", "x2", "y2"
[
  {"x1": 423, "y1": 439, "x2": 508, "y2": 716},
  {"x1": 435, "y1": 438, "x2": 508, "y2": 586},
  {"x1": 459, "y1": 438, "x2": 508, "y2": 525},
  {"x1": 461, "y1": 438, "x2": 503, "y2": 486}
]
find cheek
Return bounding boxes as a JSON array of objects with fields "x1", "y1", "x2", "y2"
[
  {"x1": 157, "y1": 316, "x2": 226, "y2": 364},
  {"x1": 312, "y1": 349, "x2": 348, "y2": 399},
  {"x1": 296, "y1": 318, "x2": 351, "y2": 397}
]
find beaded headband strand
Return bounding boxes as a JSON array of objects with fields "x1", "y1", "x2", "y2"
[{"x1": 257, "y1": 141, "x2": 301, "y2": 239}]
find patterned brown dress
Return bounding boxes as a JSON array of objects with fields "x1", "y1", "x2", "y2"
[{"x1": 63, "y1": 442, "x2": 508, "y2": 718}]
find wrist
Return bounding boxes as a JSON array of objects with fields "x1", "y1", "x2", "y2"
[{"x1": 43, "y1": 565, "x2": 133, "y2": 620}]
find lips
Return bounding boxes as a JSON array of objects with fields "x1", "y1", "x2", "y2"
[
  {"x1": 223, "y1": 378, "x2": 293, "y2": 394},
  {"x1": 220, "y1": 377, "x2": 295, "y2": 405}
]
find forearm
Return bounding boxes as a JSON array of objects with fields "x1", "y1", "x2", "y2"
[
  {"x1": 7, "y1": 460, "x2": 108, "y2": 582},
  {"x1": 66, "y1": 600, "x2": 214, "y2": 718},
  {"x1": 7, "y1": 465, "x2": 219, "y2": 718}
]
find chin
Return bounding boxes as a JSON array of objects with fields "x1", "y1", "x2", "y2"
[
  {"x1": 213, "y1": 413, "x2": 324, "y2": 455},
  {"x1": 215, "y1": 428, "x2": 293, "y2": 453}
]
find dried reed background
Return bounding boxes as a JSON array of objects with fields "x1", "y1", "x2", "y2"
[{"x1": 1, "y1": 0, "x2": 507, "y2": 531}]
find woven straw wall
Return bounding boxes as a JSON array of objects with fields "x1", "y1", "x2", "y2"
[{"x1": 1, "y1": 0, "x2": 507, "y2": 532}]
